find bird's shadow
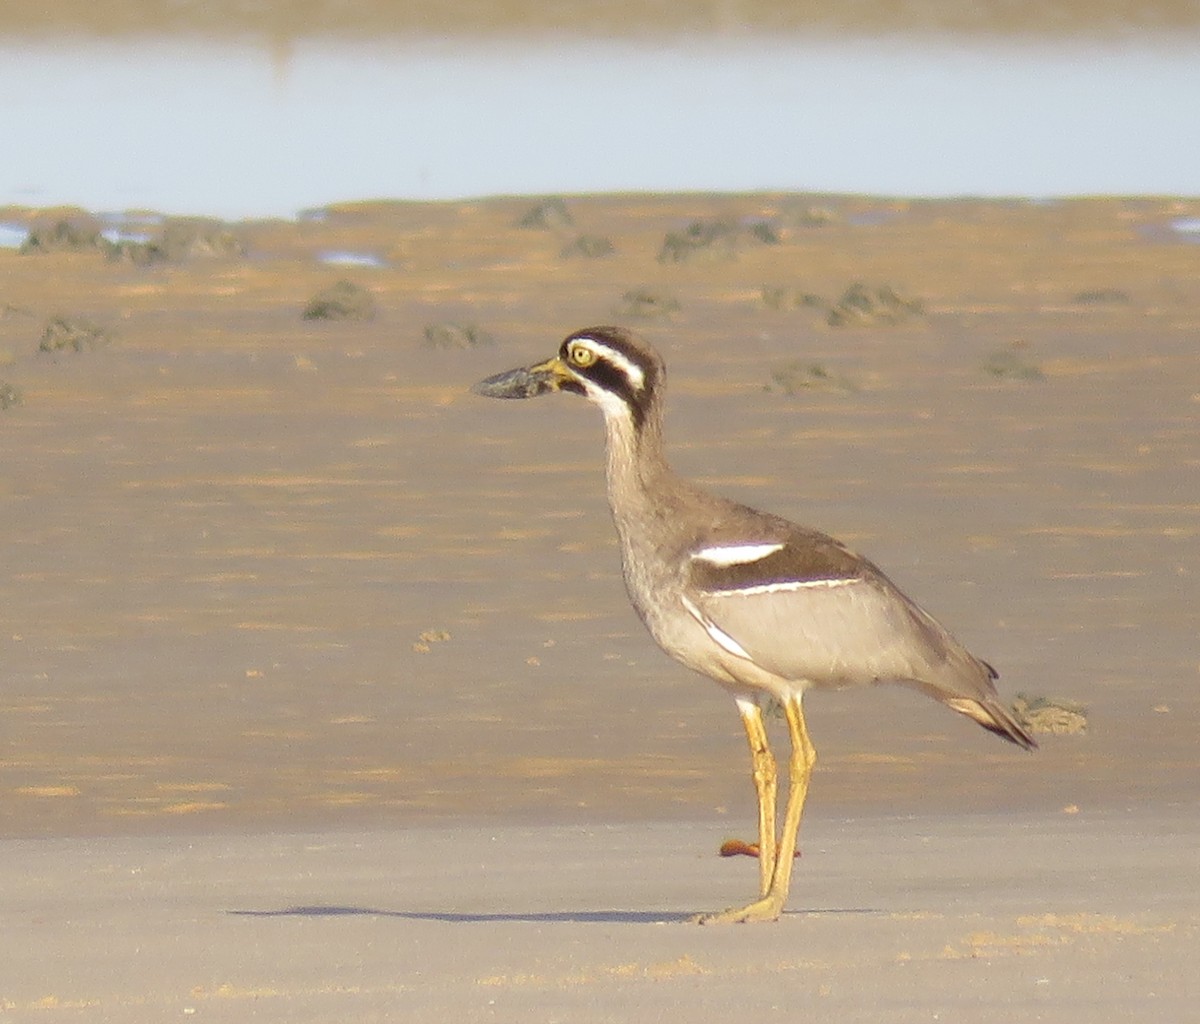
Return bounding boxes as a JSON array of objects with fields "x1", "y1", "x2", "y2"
[{"x1": 227, "y1": 905, "x2": 880, "y2": 925}]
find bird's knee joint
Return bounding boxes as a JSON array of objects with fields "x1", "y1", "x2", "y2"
[
  {"x1": 788, "y1": 757, "x2": 814, "y2": 786},
  {"x1": 751, "y1": 765, "x2": 775, "y2": 788}
]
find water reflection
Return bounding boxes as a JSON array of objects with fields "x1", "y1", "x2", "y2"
[
  {"x1": 317, "y1": 250, "x2": 388, "y2": 267},
  {"x1": 0, "y1": 224, "x2": 27, "y2": 248},
  {"x1": 2, "y1": 35, "x2": 1198, "y2": 218},
  {"x1": 1173, "y1": 216, "x2": 1200, "y2": 238}
]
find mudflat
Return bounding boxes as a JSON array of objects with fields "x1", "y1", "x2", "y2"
[
  {"x1": 1, "y1": 193, "x2": 1197, "y2": 1017},
  {"x1": 2, "y1": 194, "x2": 1196, "y2": 836}
]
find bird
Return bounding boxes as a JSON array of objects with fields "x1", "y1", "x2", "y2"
[{"x1": 472, "y1": 326, "x2": 1036, "y2": 924}]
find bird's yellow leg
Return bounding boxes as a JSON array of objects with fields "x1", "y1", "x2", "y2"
[
  {"x1": 698, "y1": 694, "x2": 816, "y2": 924},
  {"x1": 735, "y1": 698, "x2": 777, "y2": 895}
]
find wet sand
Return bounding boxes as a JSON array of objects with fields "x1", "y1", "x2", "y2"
[
  {"x1": 1, "y1": 192, "x2": 1198, "y2": 1014},
  {"x1": 5, "y1": 0, "x2": 1199, "y2": 38},
  {"x1": 2, "y1": 193, "x2": 1197, "y2": 838}
]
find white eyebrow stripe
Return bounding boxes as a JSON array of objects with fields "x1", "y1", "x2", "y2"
[
  {"x1": 576, "y1": 338, "x2": 646, "y2": 391},
  {"x1": 691, "y1": 542, "x2": 785, "y2": 566},
  {"x1": 706, "y1": 578, "x2": 859, "y2": 597},
  {"x1": 681, "y1": 595, "x2": 752, "y2": 660}
]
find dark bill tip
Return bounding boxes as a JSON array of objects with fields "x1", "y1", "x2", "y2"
[{"x1": 471, "y1": 365, "x2": 558, "y2": 400}]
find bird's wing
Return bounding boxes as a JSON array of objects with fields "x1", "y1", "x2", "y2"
[
  {"x1": 683, "y1": 531, "x2": 956, "y2": 687},
  {"x1": 682, "y1": 522, "x2": 1036, "y2": 748}
]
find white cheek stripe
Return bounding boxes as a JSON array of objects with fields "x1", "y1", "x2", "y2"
[
  {"x1": 581, "y1": 378, "x2": 637, "y2": 422},
  {"x1": 708, "y1": 577, "x2": 858, "y2": 597},
  {"x1": 576, "y1": 338, "x2": 647, "y2": 391},
  {"x1": 691, "y1": 542, "x2": 785, "y2": 566},
  {"x1": 681, "y1": 596, "x2": 752, "y2": 661}
]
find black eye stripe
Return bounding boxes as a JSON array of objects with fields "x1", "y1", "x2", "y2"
[
  {"x1": 578, "y1": 355, "x2": 646, "y2": 429},
  {"x1": 587, "y1": 356, "x2": 635, "y2": 393}
]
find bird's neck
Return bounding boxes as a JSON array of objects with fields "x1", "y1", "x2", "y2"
[
  {"x1": 599, "y1": 400, "x2": 682, "y2": 534},
  {"x1": 601, "y1": 393, "x2": 660, "y2": 475},
  {"x1": 596, "y1": 396, "x2": 701, "y2": 633}
]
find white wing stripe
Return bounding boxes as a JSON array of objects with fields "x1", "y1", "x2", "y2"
[
  {"x1": 681, "y1": 595, "x2": 753, "y2": 660},
  {"x1": 706, "y1": 578, "x2": 858, "y2": 597},
  {"x1": 691, "y1": 542, "x2": 785, "y2": 566}
]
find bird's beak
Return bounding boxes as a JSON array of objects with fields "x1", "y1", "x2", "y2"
[{"x1": 471, "y1": 355, "x2": 571, "y2": 399}]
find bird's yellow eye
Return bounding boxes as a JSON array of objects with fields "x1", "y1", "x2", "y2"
[{"x1": 568, "y1": 344, "x2": 596, "y2": 367}]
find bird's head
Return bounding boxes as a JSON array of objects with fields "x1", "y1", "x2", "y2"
[{"x1": 472, "y1": 326, "x2": 664, "y2": 431}]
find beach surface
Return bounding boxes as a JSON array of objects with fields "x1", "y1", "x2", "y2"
[
  {"x1": 1, "y1": 192, "x2": 1198, "y2": 1017},
  {"x1": 3, "y1": 810, "x2": 1197, "y2": 1021}
]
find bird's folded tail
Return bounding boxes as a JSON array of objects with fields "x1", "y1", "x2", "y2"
[{"x1": 943, "y1": 696, "x2": 1038, "y2": 751}]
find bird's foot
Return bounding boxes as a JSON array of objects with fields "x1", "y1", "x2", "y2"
[
  {"x1": 692, "y1": 894, "x2": 785, "y2": 925},
  {"x1": 718, "y1": 839, "x2": 801, "y2": 859},
  {"x1": 718, "y1": 839, "x2": 761, "y2": 858}
]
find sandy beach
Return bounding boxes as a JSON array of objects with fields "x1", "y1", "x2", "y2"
[
  {"x1": 2, "y1": 191, "x2": 1198, "y2": 1016},
  {"x1": 4, "y1": 810, "x2": 1197, "y2": 1020}
]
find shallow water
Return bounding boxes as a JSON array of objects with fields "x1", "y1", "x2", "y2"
[{"x1": 2, "y1": 35, "x2": 1199, "y2": 218}]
